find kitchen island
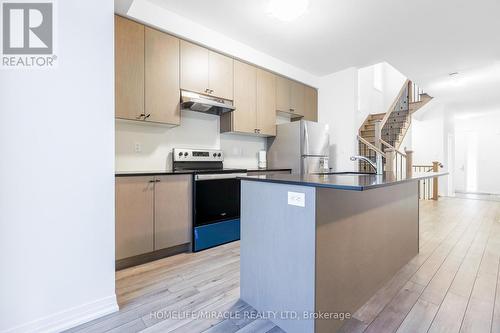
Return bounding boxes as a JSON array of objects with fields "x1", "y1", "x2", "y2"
[{"x1": 239, "y1": 172, "x2": 447, "y2": 333}]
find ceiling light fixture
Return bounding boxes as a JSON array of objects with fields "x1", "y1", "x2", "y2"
[{"x1": 267, "y1": 0, "x2": 309, "y2": 22}]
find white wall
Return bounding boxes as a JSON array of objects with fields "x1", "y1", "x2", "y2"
[
  {"x1": 116, "y1": 111, "x2": 266, "y2": 171},
  {"x1": 0, "y1": 1, "x2": 117, "y2": 332},
  {"x1": 357, "y1": 62, "x2": 407, "y2": 129},
  {"x1": 318, "y1": 67, "x2": 358, "y2": 171},
  {"x1": 454, "y1": 111, "x2": 500, "y2": 194},
  {"x1": 411, "y1": 103, "x2": 454, "y2": 196}
]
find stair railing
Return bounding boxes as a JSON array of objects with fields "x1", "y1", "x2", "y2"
[
  {"x1": 379, "y1": 79, "x2": 410, "y2": 131},
  {"x1": 412, "y1": 162, "x2": 443, "y2": 200},
  {"x1": 380, "y1": 139, "x2": 407, "y2": 177}
]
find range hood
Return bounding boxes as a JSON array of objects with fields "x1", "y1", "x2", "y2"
[{"x1": 180, "y1": 90, "x2": 235, "y2": 115}]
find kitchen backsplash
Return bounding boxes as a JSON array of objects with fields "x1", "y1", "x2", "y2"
[{"x1": 115, "y1": 110, "x2": 267, "y2": 171}]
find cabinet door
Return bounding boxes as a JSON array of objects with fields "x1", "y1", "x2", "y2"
[
  {"x1": 276, "y1": 76, "x2": 291, "y2": 112},
  {"x1": 256, "y1": 69, "x2": 277, "y2": 136},
  {"x1": 303, "y1": 86, "x2": 318, "y2": 122},
  {"x1": 290, "y1": 81, "x2": 305, "y2": 116},
  {"x1": 145, "y1": 27, "x2": 180, "y2": 125},
  {"x1": 115, "y1": 16, "x2": 144, "y2": 120},
  {"x1": 180, "y1": 40, "x2": 209, "y2": 95},
  {"x1": 154, "y1": 175, "x2": 193, "y2": 250},
  {"x1": 232, "y1": 60, "x2": 257, "y2": 133},
  {"x1": 115, "y1": 177, "x2": 154, "y2": 260},
  {"x1": 208, "y1": 51, "x2": 234, "y2": 100}
]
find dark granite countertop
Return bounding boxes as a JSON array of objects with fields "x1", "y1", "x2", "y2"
[
  {"x1": 239, "y1": 172, "x2": 448, "y2": 191},
  {"x1": 116, "y1": 168, "x2": 292, "y2": 177},
  {"x1": 246, "y1": 168, "x2": 292, "y2": 172},
  {"x1": 115, "y1": 170, "x2": 194, "y2": 177}
]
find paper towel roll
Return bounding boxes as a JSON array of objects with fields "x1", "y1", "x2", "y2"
[{"x1": 258, "y1": 150, "x2": 267, "y2": 169}]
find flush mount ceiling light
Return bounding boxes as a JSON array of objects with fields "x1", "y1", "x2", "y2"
[{"x1": 267, "y1": 0, "x2": 309, "y2": 22}]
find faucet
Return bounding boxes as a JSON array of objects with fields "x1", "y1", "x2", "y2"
[{"x1": 350, "y1": 155, "x2": 384, "y2": 175}]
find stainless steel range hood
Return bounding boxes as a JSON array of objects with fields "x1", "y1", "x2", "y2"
[{"x1": 180, "y1": 90, "x2": 235, "y2": 115}]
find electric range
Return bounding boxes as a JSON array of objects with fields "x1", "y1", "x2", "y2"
[{"x1": 173, "y1": 148, "x2": 247, "y2": 252}]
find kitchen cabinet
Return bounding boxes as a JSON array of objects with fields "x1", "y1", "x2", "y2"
[
  {"x1": 154, "y1": 175, "x2": 192, "y2": 250},
  {"x1": 115, "y1": 176, "x2": 154, "y2": 260},
  {"x1": 115, "y1": 15, "x2": 145, "y2": 121},
  {"x1": 180, "y1": 40, "x2": 233, "y2": 100},
  {"x1": 145, "y1": 27, "x2": 180, "y2": 125},
  {"x1": 221, "y1": 61, "x2": 276, "y2": 136},
  {"x1": 256, "y1": 68, "x2": 277, "y2": 136},
  {"x1": 208, "y1": 51, "x2": 234, "y2": 100},
  {"x1": 303, "y1": 86, "x2": 318, "y2": 122},
  {"x1": 115, "y1": 175, "x2": 192, "y2": 261},
  {"x1": 276, "y1": 76, "x2": 305, "y2": 117},
  {"x1": 230, "y1": 60, "x2": 257, "y2": 134},
  {"x1": 115, "y1": 16, "x2": 180, "y2": 125}
]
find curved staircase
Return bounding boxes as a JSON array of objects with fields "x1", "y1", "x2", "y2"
[{"x1": 357, "y1": 80, "x2": 432, "y2": 173}]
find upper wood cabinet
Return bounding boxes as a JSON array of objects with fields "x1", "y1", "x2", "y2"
[
  {"x1": 208, "y1": 51, "x2": 234, "y2": 100},
  {"x1": 115, "y1": 176, "x2": 154, "y2": 260},
  {"x1": 154, "y1": 175, "x2": 192, "y2": 250},
  {"x1": 256, "y1": 69, "x2": 277, "y2": 136},
  {"x1": 180, "y1": 40, "x2": 233, "y2": 100},
  {"x1": 221, "y1": 61, "x2": 276, "y2": 136},
  {"x1": 115, "y1": 16, "x2": 144, "y2": 121},
  {"x1": 180, "y1": 40, "x2": 209, "y2": 96},
  {"x1": 290, "y1": 80, "x2": 305, "y2": 116},
  {"x1": 276, "y1": 76, "x2": 305, "y2": 117},
  {"x1": 115, "y1": 16, "x2": 180, "y2": 125},
  {"x1": 231, "y1": 60, "x2": 257, "y2": 133},
  {"x1": 145, "y1": 27, "x2": 180, "y2": 125},
  {"x1": 303, "y1": 86, "x2": 318, "y2": 122}
]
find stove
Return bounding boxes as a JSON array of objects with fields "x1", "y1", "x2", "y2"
[{"x1": 173, "y1": 148, "x2": 247, "y2": 251}]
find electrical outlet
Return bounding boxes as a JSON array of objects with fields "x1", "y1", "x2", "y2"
[
  {"x1": 288, "y1": 191, "x2": 305, "y2": 207},
  {"x1": 134, "y1": 142, "x2": 142, "y2": 153}
]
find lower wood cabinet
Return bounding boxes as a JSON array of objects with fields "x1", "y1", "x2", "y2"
[
  {"x1": 115, "y1": 175, "x2": 192, "y2": 261},
  {"x1": 115, "y1": 176, "x2": 154, "y2": 260},
  {"x1": 154, "y1": 175, "x2": 192, "y2": 250}
]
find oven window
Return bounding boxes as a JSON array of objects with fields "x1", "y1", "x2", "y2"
[{"x1": 195, "y1": 178, "x2": 240, "y2": 226}]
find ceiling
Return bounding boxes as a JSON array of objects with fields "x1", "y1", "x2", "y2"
[{"x1": 144, "y1": 0, "x2": 500, "y2": 111}]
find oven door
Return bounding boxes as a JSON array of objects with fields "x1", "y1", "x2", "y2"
[{"x1": 194, "y1": 177, "x2": 241, "y2": 227}]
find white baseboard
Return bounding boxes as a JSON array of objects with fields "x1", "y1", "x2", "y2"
[{"x1": 3, "y1": 294, "x2": 118, "y2": 333}]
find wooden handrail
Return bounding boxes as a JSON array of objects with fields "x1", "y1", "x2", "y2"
[
  {"x1": 379, "y1": 79, "x2": 411, "y2": 130},
  {"x1": 380, "y1": 139, "x2": 406, "y2": 157},
  {"x1": 357, "y1": 136, "x2": 386, "y2": 157}
]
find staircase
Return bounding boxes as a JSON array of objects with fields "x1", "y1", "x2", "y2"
[{"x1": 357, "y1": 80, "x2": 432, "y2": 173}]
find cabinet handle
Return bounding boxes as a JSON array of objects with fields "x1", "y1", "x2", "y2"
[
  {"x1": 137, "y1": 113, "x2": 146, "y2": 119},
  {"x1": 205, "y1": 88, "x2": 210, "y2": 93},
  {"x1": 289, "y1": 108, "x2": 294, "y2": 112},
  {"x1": 148, "y1": 179, "x2": 155, "y2": 183},
  {"x1": 155, "y1": 179, "x2": 161, "y2": 182},
  {"x1": 210, "y1": 89, "x2": 214, "y2": 94},
  {"x1": 145, "y1": 114, "x2": 151, "y2": 119}
]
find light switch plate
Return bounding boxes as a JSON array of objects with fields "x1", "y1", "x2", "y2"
[{"x1": 288, "y1": 191, "x2": 305, "y2": 207}]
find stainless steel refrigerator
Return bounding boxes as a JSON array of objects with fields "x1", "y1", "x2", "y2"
[{"x1": 267, "y1": 120, "x2": 330, "y2": 174}]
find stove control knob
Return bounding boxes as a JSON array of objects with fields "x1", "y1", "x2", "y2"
[
  {"x1": 184, "y1": 152, "x2": 188, "y2": 157},
  {"x1": 217, "y1": 153, "x2": 221, "y2": 157},
  {"x1": 213, "y1": 153, "x2": 217, "y2": 157},
  {"x1": 178, "y1": 152, "x2": 183, "y2": 157}
]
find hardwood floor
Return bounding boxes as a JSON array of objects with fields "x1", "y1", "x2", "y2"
[{"x1": 67, "y1": 197, "x2": 500, "y2": 333}]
